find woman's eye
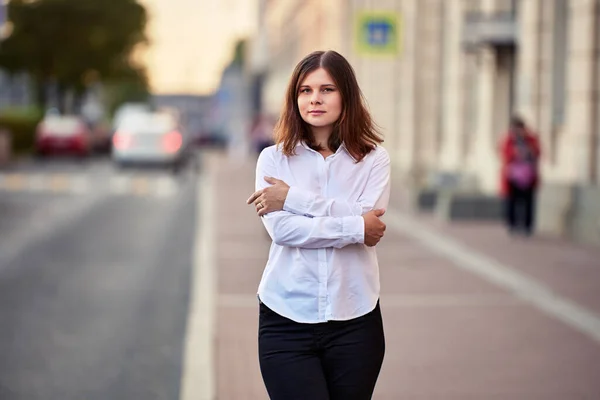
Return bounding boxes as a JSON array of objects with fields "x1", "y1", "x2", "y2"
[{"x1": 300, "y1": 88, "x2": 310, "y2": 94}]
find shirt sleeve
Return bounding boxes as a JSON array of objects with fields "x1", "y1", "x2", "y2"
[
  {"x1": 256, "y1": 147, "x2": 365, "y2": 249},
  {"x1": 262, "y1": 211, "x2": 364, "y2": 249},
  {"x1": 282, "y1": 147, "x2": 391, "y2": 217}
]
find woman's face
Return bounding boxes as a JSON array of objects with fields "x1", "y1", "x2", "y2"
[{"x1": 297, "y1": 68, "x2": 342, "y2": 132}]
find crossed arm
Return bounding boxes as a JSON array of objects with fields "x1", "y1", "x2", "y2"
[{"x1": 248, "y1": 149, "x2": 390, "y2": 248}]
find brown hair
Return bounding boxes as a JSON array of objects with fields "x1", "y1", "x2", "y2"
[{"x1": 274, "y1": 50, "x2": 383, "y2": 162}]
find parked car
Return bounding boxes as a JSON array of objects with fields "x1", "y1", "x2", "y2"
[
  {"x1": 35, "y1": 115, "x2": 92, "y2": 158},
  {"x1": 112, "y1": 102, "x2": 152, "y2": 132},
  {"x1": 111, "y1": 111, "x2": 192, "y2": 172}
]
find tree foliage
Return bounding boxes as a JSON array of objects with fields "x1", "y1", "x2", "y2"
[{"x1": 0, "y1": 0, "x2": 149, "y2": 109}]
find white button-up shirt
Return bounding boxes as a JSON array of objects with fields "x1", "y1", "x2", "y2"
[{"x1": 255, "y1": 142, "x2": 391, "y2": 323}]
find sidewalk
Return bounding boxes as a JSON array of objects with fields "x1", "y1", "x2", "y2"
[{"x1": 206, "y1": 152, "x2": 600, "y2": 400}]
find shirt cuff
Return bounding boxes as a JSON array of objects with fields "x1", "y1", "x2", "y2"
[
  {"x1": 283, "y1": 186, "x2": 314, "y2": 215},
  {"x1": 342, "y1": 216, "x2": 365, "y2": 244}
]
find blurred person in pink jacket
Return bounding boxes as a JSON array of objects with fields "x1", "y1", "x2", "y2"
[{"x1": 499, "y1": 116, "x2": 541, "y2": 236}]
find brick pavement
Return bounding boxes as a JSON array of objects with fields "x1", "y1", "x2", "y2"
[{"x1": 207, "y1": 153, "x2": 600, "y2": 400}]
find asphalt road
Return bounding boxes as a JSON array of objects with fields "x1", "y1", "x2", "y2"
[{"x1": 0, "y1": 156, "x2": 199, "y2": 399}]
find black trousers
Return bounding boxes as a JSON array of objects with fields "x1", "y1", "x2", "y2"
[
  {"x1": 505, "y1": 181, "x2": 536, "y2": 233},
  {"x1": 258, "y1": 301, "x2": 385, "y2": 400}
]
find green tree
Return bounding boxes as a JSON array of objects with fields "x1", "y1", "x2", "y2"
[{"x1": 0, "y1": 0, "x2": 148, "y2": 111}]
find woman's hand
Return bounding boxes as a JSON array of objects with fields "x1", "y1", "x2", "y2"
[
  {"x1": 362, "y1": 209, "x2": 386, "y2": 246},
  {"x1": 247, "y1": 177, "x2": 290, "y2": 216}
]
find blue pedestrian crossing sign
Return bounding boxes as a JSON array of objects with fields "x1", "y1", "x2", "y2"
[{"x1": 355, "y1": 11, "x2": 401, "y2": 56}]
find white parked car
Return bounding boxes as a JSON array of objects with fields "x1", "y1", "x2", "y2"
[
  {"x1": 112, "y1": 102, "x2": 151, "y2": 132},
  {"x1": 111, "y1": 111, "x2": 192, "y2": 172}
]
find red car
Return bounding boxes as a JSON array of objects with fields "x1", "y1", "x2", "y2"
[{"x1": 35, "y1": 115, "x2": 91, "y2": 157}]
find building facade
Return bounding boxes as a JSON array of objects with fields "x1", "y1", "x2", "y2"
[{"x1": 253, "y1": 0, "x2": 600, "y2": 242}]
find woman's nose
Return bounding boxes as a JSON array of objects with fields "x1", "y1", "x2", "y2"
[{"x1": 310, "y1": 93, "x2": 322, "y2": 105}]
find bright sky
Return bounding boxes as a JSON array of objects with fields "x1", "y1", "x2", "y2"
[{"x1": 139, "y1": 0, "x2": 258, "y2": 95}]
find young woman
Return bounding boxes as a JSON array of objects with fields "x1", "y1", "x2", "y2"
[{"x1": 246, "y1": 50, "x2": 391, "y2": 399}]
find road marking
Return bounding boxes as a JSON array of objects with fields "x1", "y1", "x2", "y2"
[
  {"x1": 131, "y1": 177, "x2": 149, "y2": 196},
  {"x1": 3, "y1": 174, "x2": 25, "y2": 191},
  {"x1": 180, "y1": 171, "x2": 216, "y2": 400},
  {"x1": 109, "y1": 176, "x2": 130, "y2": 195},
  {"x1": 49, "y1": 174, "x2": 69, "y2": 192},
  {"x1": 27, "y1": 175, "x2": 46, "y2": 192},
  {"x1": 71, "y1": 175, "x2": 90, "y2": 194},
  {"x1": 385, "y1": 210, "x2": 600, "y2": 343},
  {"x1": 155, "y1": 176, "x2": 178, "y2": 198},
  {"x1": 0, "y1": 172, "x2": 181, "y2": 198}
]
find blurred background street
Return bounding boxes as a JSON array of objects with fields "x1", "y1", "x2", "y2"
[
  {"x1": 0, "y1": 156, "x2": 197, "y2": 399},
  {"x1": 1, "y1": 0, "x2": 600, "y2": 399}
]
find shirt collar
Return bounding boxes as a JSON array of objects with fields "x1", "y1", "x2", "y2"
[{"x1": 296, "y1": 140, "x2": 355, "y2": 160}]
